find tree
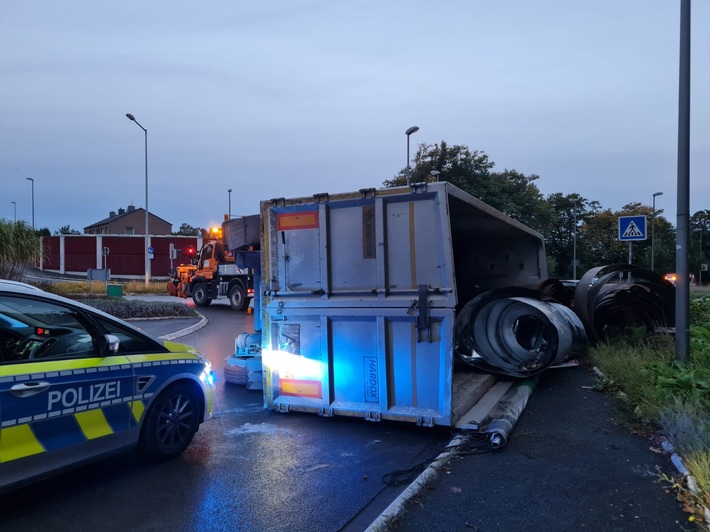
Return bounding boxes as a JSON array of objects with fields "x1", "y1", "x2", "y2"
[
  {"x1": 383, "y1": 141, "x2": 494, "y2": 191},
  {"x1": 55, "y1": 225, "x2": 81, "y2": 235},
  {"x1": 543, "y1": 193, "x2": 601, "y2": 278},
  {"x1": 383, "y1": 141, "x2": 551, "y2": 232},
  {"x1": 485, "y1": 169, "x2": 552, "y2": 234},
  {"x1": 581, "y1": 209, "x2": 627, "y2": 266},
  {"x1": 690, "y1": 209, "x2": 710, "y2": 283},
  {"x1": 174, "y1": 223, "x2": 202, "y2": 236},
  {"x1": 35, "y1": 227, "x2": 50, "y2": 237},
  {"x1": 579, "y1": 203, "x2": 676, "y2": 272}
]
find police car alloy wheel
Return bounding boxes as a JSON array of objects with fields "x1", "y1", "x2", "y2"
[{"x1": 139, "y1": 382, "x2": 201, "y2": 461}]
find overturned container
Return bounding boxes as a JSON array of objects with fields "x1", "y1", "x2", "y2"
[{"x1": 260, "y1": 182, "x2": 560, "y2": 427}]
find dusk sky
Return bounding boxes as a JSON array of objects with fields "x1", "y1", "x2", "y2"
[{"x1": 1, "y1": 1, "x2": 708, "y2": 234}]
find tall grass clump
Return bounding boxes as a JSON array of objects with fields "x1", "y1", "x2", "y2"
[
  {"x1": 37, "y1": 279, "x2": 168, "y2": 298},
  {"x1": 0, "y1": 220, "x2": 42, "y2": 280},
  {"x1": 122, "y1": 280, "x2": 168, "y2": 294}
]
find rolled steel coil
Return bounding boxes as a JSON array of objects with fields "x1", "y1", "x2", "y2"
[
  {"x1": 455, "y1": 287, "x2": 587, "y2": 378},
  {"x1": 573, "y1": 264, "x2": 675, "y2": 343}
]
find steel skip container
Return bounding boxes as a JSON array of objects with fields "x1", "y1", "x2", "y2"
[{"x1": 260, "y1": 182, "x2": 547, "y2": 426}]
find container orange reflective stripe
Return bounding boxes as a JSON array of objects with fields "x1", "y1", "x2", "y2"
[{"x1": 277, "y1": 212, "x2": 319, "y2": 231}]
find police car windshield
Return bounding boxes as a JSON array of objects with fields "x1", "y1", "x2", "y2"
[{"x1": 0, "y1": 298, "x2": 83, "y2": 329}]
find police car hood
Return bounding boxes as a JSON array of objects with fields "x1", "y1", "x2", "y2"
[{"x1": 162, "y1": 340, "x2": 201, "y2": 356}]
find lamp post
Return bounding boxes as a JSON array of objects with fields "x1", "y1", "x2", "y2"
[
  {"x1": 405, "y1": 126, "x2": 419, "y2": 185},
  {"x1": 228, "y1": 189, "x2": 232, "y2": 219},
  {"x1": 430, "y1": 170, "x2": 440, "y2": 182},
  {"x1": 26, "y1": 178, "x2": 34, "y2": 229},
  {"x1": 11, "y1": 201, "x2": 16, "y2": 223},
  {"x1": 126, "y1": 113, "x2": 150, "y2": 287},
  {"x1": 651, "y1": 191, "x2": 663, "y2": 271},
  {"x1": 572, "y1": 199, "x2": 582, "y2": 281},
  {"x1": 696, "y1": 227, "x2": 704, "y2": 285}
]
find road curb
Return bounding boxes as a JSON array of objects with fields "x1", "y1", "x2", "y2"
[
  {"x1": 365, "y1": 433, "x2": 468, "y2": 531},
  {"x1": 159, "y1": 312, "x2": 208, "y2": 341}
]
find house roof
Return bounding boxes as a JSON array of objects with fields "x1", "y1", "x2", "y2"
[{"x1": 84, "y1": 207, "x2": 172, "y2": 230}]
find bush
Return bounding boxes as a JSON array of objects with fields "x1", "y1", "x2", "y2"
[{"x1": 82, "y1": 299, "x2": 197, "y2": 320}]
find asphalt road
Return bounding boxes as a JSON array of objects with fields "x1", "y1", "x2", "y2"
[{"x1": 0, "y1": 301, "x2": 452, "y2": 532}]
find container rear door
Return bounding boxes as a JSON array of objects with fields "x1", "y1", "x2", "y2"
[{"x1": 261, "y1": 189, "x2": 457, "y2": 426}]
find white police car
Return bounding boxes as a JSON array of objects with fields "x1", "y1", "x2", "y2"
[{"x1": 0, "y1": 282, "x2": 215, "y2": 491}]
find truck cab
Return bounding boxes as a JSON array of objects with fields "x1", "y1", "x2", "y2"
[{"x1": 188, "y1": 227, "x2": 254, "y2": 311}]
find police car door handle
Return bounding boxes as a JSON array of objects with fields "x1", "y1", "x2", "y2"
[{"x1": 10, "y1": 381, "x2": 51, "y2": 398}]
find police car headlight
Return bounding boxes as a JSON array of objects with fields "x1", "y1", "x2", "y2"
[{"x1": 200, "y1": 367, "x2": 216, "y2": 386}]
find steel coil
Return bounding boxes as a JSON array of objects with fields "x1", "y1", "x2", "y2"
[{"x1": 455, "y1": 287, "x2": 587, "y2": 378}]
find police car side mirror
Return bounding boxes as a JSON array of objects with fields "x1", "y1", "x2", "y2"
[{"x1": 102, "y1": 334, "x2": 120, "y2": 355}]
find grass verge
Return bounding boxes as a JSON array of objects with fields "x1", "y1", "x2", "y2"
[{"x1": 588, "y1": 294, "x2": 710, "y2": 523}]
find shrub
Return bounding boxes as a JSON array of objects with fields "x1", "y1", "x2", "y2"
[{"x1": 83, "y1": 299, "x2": 197, "y2": 320}]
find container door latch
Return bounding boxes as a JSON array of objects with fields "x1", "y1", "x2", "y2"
[{"x1": 408, "y1": 284, "x2": 431, "y2": 343}]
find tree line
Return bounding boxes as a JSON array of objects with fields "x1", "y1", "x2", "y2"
[
  {"x1": 384, "y1": 141, "x2": 709, "y2": 280},
  {"x1": 11, "y1": 141, "x2": 708, "y2": 282}
]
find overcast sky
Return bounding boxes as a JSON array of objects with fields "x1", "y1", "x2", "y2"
[{"x1": 1, "y1": 1, "x2": 708, "y2": 234}]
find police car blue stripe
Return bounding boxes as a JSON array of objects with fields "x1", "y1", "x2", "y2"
[
  {"x1": 103, "y1": 403, "x2": 133, "y2": 431},
  {"x1": 32, "y1": 416, "x2": 87, "y2": 451}
]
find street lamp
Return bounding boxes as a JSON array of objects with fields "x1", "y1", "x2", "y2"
[
  {"x1": 228, "y1": 189, "x2": 232, "y2": 219},
  {"x1": 430, "y1": 170, "x2": 440, "y2": 182},
  {"x1": 26, "y1": 178, "x2": 34, "y2": 229},
  {"x1": 572, "y1": 199, "x2": 582, "y2": 280},
  {"x1": 126, "y1": 113, "x2": 150, "y2": 287},
  {"x1": 696, "y1": 227, "x2": 704, "y2": 285},
  {"x1": 651, "y1": 191, "x2": 663, "y2": 271},
  {"x1": 11, "y1": 201, "x2": 16, "y2": 223},
  {"x1": 405, "y1": 126, "x2": 419, "y2": 186}
]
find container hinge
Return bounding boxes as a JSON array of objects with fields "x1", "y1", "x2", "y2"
[
  {"x1": 277, "y1": 403, "x2": 291, "y2": 413},
  {"x1": 359, "y1": 188, "x2": 376, "y2": 198},
  {"x1": 319, "y1": 407, "x2": 334, "y2": 417},
  {"x1": 270, "y1": 197, "x2": 286, "y2": 207},
  {"x1": 311, "y1": 289, "x2": 326, "y2": 295},
  {"x1": 313, "y1": 192, "x2": 329, "y2": 203},
  {"x1": 416, "y1": 415, "x2": 434, "y2": 427},
  {"x1": 410, "y1": 182, "x2": 428, "y2": 193},
  {"x1": 365, "y1": 411, "x2": 382, "y2": 423}
]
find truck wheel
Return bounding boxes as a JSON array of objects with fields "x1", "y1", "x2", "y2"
[
  {"x1": 229, "y1": 284, "x2": 247, "y2": 311},
  {"x1": 138, "y1": 382, "x2": 201, "y2": 461},
  {"x1": 192, "y1": 283, "x2": 212, "y2": 307}
]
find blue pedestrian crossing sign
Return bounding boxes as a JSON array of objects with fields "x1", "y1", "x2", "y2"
[{"x1": 618, "y1": 215, "x2": 647, "y2": 241}]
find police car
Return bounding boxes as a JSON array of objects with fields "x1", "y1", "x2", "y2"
[{"x1": 0, "y1": 282, "x2": 215, "y2": 491}]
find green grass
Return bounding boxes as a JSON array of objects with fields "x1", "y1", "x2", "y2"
[{"x1": 589, "y1": 294, "x2": 710, "y2": 520}]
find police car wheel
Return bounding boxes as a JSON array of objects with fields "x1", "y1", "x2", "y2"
[{"x1": 139, "y1": 383, "x2": 201, "y2": 461}]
